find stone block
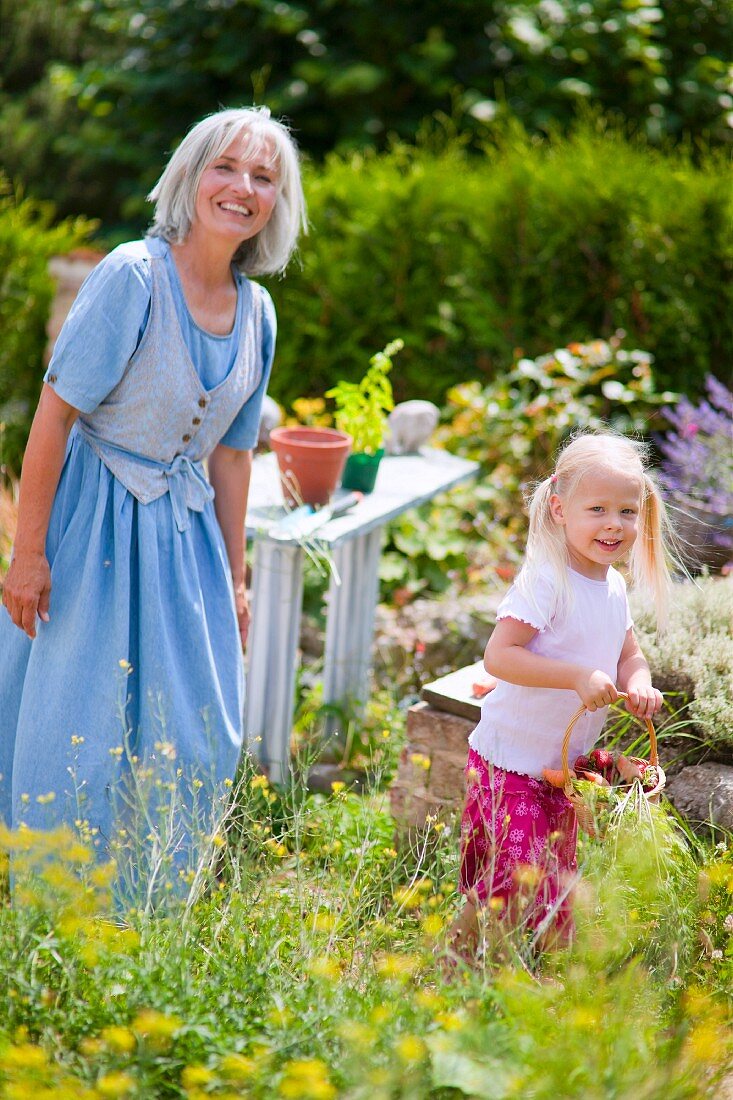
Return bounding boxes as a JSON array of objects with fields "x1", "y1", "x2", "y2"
[
  {"x1": 406, "y1": 702, "x2": 475, "y2": 756},
  {"x1": 665, "y1": 763, "x2": 733, "y2": 830},
  {"x1": 390, "y1": 702, "x2": 472, "y2": 828}
]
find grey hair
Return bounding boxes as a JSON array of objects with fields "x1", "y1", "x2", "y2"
[{"x1": 147, "y1": 107, "x2": 307, "y2": 275}]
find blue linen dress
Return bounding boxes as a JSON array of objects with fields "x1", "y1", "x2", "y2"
[{"x1": 0, "y1": 237, "x2": 275, "y2": 883}]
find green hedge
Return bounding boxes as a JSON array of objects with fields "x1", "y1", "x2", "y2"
[
  {"x1": 263, "y1": 126, "x2": 733, "y2": 410},
  {"x1": 0, "y1": 183, "x2": 91, "y2": 474}
]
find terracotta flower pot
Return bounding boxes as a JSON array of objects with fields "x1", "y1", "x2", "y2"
[{"x1": 269, "y1": 426, "x2": 352, "y2": 507}]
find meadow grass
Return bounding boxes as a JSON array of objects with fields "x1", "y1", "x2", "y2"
[{"x1": 1, "y1": 748, "x2": 732, "y2": 1100}]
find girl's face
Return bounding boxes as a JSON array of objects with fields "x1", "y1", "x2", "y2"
[
  {"x1": 550, "y1": 468, "x2": 642, "y2": 581},
  {"x1": 193, "y1": 132, "x2": 279, "y2": 247}
]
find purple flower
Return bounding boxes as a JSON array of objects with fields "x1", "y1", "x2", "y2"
[{"x1": 657, "y1": 376, "x2": 733, "y2": 553}]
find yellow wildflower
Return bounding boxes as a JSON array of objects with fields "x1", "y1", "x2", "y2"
[
  {"x1": 1, "y1": 1043, "x2": 48, "y2": 1070},
  {"x1": 279, "y1": 1058, "x2": 336, "y2": 1100},
  {"x1": 330, "y1": 781, "x2": 346, "y2": 795},
  {"x1": 410, "y1": 753, "x2": 431, "y2": 771},
  {"x1": 393, "y1": 885, "x2": 421, "y2": 910},
  {"x1": 219, "y1": 1053, "x2": 256, "y2": 1081},
  {"x1": 435, "y1": 1011, "x2": 465, "y2": 1031},
  {"x1": 132, "y1": 1008, "x2": 182, "y2": 1041},
  {"x1": 250, "y1": 774, "x2": 269, "y2": 790},
  {"x1": 97, "y1": 1072, "x2": 135, "y2": 1097},
  {"x1": 309, "y1": 955, "x2": 340, "y2": 981},
  {"x1": 421, "y1": 914, "x2": 445, "y2": 937},
  {"x1": 396, "y1": 1035, "x2": 426, "y2": 1063},
  {"x1": 181, "y1": 1066, "x2": 215, "y2": 1088},
  {"x1": 101, "y1": 1026, "x2": 136, "y2": 1054},
  {"x1": 375, "y1": 953, "x2": 419, "y2": 982}
]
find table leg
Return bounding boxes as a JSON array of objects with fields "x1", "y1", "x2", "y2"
[
  {"x1": 322, "y1": 527, "x2": 383, "y2": 735},
  {"x1": 244, "y1": 539, "x2": 304, "y2": 784}
]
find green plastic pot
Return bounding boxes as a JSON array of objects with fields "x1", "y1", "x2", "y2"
[{"x1": 341, "y1": 449, "x2": 384, "y2": 493}]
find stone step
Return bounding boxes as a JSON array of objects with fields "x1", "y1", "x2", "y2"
[{"x1": 420, "y1": 659, "x2": 490, "y2": 722}]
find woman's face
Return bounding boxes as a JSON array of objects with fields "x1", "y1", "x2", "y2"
[{"x1": 193, "y1": 132, "x2": 279, "y2": 246}]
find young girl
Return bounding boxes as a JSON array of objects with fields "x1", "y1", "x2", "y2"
[{"x1": 454, "y1": 431, "x2": 674, "y2": 954}]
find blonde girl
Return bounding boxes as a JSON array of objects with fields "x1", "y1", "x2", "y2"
[{"x1": 454, "y1": 431, "x2": 674, "y2": 954}]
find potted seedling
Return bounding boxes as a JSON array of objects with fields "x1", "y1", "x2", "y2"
[{"x1": 326, "y1": 339, "x2": 403, "y2": 493}]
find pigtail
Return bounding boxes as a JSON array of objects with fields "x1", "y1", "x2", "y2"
[
  {"x1": 517, "y1": 475, "x2": 573, "y2": 624},
  {"x1": 630, "y1": 472, "x2": 676, "y2": 629}
]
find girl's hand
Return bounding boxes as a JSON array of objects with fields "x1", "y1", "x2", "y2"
[
  {"x1": 2, "y1": 550, "x2": 52, "y2": 639},
  {"x1": 234, "y1": 581, "x2": 250, "y2": 650},
  {"x1": 625, "y1": 683, "x2": 663, "y2": 720},
  {"x1": 574, "y1": 668, "x2": 619, "y2": 712}
]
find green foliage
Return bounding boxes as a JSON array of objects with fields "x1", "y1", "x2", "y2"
[
  {"x1": 265, "y1": 128, "x2": 732, "y2": 413},
  {"x1": 326, "y1": 339, "x2": 401, "y2": 455},
  {"x1": 0, "y1": 770, "x2": 726, "y2": 1099},
  {"x1": 1, "y1": 0, "x2": 731, "y2": 229},
  {"x1": 0, "y1": 182, "x2": 92, "y2": 475}
]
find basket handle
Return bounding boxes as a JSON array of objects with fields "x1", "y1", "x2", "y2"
[{"x1": 561, "y1": 691, "x2": 658, "y2": 798}]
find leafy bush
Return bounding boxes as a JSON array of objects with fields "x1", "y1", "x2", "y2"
[
  {"x1": 0, "y1": 181, "x2": 91, "y2": 474},
  {"x1": 2, "y1": 0, "x2": 731, "y2": 227},
  {"x1": 632, "y1": 575, "x2": 733, "y2": 754},
  {"x1": 264, "y1": 127, "x2": 732, "y2": 411}
]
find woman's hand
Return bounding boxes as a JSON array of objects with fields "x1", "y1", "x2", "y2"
[
  {"x1": 2, "y1": 550, "x2": 52, "y2": 638},
  {"x1": 573, "y1": 668, "x2": 620, "y2": 712},
  {"x1": 2, "y1": 384, "x2": 79, "y2": 638},
  {"x1": 234, "y1": 580, "x2": 251, "y2": 650},
  {"x1": 624, "y1": 682, "x2": 663, "y2": 720}
]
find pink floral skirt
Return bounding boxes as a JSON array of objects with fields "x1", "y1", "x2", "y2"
[{"x1": 459, "y1": 748, "x2": 578, "y2": 937}]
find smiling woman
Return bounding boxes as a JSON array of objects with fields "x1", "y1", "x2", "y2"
[{"x1": 0, "y1": 108, "x2": 307, "y2": 901}]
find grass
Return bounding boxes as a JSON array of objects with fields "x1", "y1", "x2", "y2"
[{"x1": 1, "y1": 748, "x2": 733, "y2": 1100}]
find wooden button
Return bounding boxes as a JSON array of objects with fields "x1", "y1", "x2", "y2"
[
  {"x1": 198, "y1": 397, "x2": 207, "y2": 408},
  {"x1": 47, "y1": 373, "x2": 57, "y2": 383},
  {"x1": 192, "y1": 417, "x2": 201, "y2": 425},
  {"x1": 182, "y1": 434, "x2": 191, "y2": 443}
]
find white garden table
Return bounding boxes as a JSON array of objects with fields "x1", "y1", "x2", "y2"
[{"x1": 244, "y1": 448, "x2": 479, "y2": 782}]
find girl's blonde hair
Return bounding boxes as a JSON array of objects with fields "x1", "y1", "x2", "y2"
[
  {"x1": 519, "y1": 431, "x2": 677, "y2": 627},
  {"x1": 147, "y1": 107, "x2": 307, "y2": 276}
]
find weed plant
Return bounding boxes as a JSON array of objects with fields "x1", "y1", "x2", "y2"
[{"x1": 1, "y1": 745, "x2": 732, "y2": 1099}]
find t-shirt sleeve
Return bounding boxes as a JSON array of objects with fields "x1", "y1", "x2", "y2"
[
  {"x1": 44, "y1": 247, "x2": 152, "y2": 414},
  {"x1": 219, "y1": 284, "x2": 277, "y2": 451},
  {"x1": 496, "y1": 567, "x2": 557, "y2": 632}
]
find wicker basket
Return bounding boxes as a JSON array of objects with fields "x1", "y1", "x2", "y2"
[{"x1": 560, "y1": 692, "x2": 666, "y2": 837}]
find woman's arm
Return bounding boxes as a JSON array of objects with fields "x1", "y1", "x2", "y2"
[
  {"x1": 484, "y1": 617, "x2": 620, "y2": 712},
  {"x1": 2, "y1": 385, "x2": 79, "y2": 637},
  {"x1": 617, "y1": 627, "x2": 663, "y2": 719},
  {"x1": 208, "y1": 443, "x2": 252, "y2": 648}
]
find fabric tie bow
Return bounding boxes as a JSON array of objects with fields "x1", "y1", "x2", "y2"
[{"x1": 164, "y1": 454, "x2": 215, "y2": 532}]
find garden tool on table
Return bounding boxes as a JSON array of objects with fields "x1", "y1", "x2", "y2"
[{"x1": 269, "y1": 491, "x2": 363, "y2": 542}]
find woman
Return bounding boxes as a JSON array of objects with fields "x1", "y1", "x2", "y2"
[{"x1": 0, "y1": 107, "x2": 306, "y2": 884}]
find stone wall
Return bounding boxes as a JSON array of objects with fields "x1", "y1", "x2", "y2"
[{"x1": 389, "y1": 701, "x2": 472, "y2": 828}]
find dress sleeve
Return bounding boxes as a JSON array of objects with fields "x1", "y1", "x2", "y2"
[
  {"x1": 496, "y1": 566, "x2": 557, "y2": 632},
  {"x1": 219, "y1": 285, "x2": 277, "y2": 451},
  {"x1": 44, "y1": 247, "x2": 152, "y2": 414}
]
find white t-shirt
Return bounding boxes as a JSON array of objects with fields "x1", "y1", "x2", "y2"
[{"x1": 468, "y1": 564, "x2": 633, "y2": 778}]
